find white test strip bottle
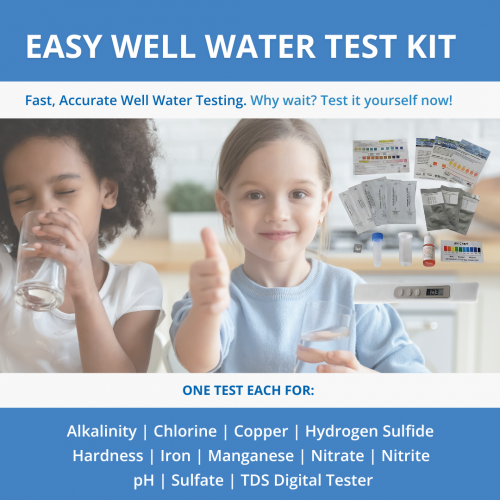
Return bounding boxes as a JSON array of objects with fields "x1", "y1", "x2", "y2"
[{"x1": 372, "y1": 232, "x2": 383, "y2": 267}]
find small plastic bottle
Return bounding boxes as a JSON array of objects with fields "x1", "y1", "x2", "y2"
[
  {"x1": 398, "y1": 232, "x2": 413, "y2": 266},
  {"x1": 372, "y1": 232, "x2": 383, "y2": 267},
  {"x1": 423, "y1": 233, "x2": 435, "y2": 267}
]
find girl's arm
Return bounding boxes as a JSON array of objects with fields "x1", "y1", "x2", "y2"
[
  {"x1": 33, "y1": 208, "x2": 158, "y2": 373},
  {"x1": 74, "y1": 292, "x2": 160, "y2": 372},
  {"x1": 173, "y1": 228, "x2": 231, "y2": 373},
  {"x1": 352, "y1": 303, "x2": 429, "y2": 373}
]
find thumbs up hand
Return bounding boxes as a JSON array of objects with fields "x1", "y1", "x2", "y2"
[{"x1": 189, "y1": 228, "x2": 231, "y2": 315}]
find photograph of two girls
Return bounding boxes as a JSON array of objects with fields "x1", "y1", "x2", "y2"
[{"x1": 0, "y1": 118, "x2": 430, "y2": 374}]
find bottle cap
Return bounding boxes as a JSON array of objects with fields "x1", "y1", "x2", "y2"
[
  {"x1": 372, "y1": 232, "x2": 383, "y2": 241},
  {"x1": 424, "y1": 233, "x2": 434, "y2": 245},
  {"x1": 398, "y1": 232, "x2": 413, "y2": 240}
]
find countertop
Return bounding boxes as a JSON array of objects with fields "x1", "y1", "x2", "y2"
[{"x1": 110, "y1": 237, "x2": 500, "y2": 275}]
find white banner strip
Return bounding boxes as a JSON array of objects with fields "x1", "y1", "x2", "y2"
[
  {"x1": 0, "y1": 82, "x2": 497, "y2": 119},
  {"x1": 1, "y1": 374, "x2": 499, "y2": 408}
]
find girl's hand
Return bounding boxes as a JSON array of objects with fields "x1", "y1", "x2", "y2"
[
  {"x1": 32, "y1": 208, "x2": 95, "y2": 298},
  {"x1": 317, "y1": 350, "x2": 378, "y2": 374},
  {"x1": 189, "y1": 228, "x2": 230, "y2": 316}
]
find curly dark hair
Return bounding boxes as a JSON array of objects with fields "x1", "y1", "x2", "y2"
[{"x1": 0, "y1": 119, "x2": 160, "y2": 256}]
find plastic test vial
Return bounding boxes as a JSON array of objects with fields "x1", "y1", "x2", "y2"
[
  {"x1": 372, "y1": 232, "x2": 383, "y2": 267},
  {"x1": 398, "y1": 232, "x2": 413, "y2": 266}
]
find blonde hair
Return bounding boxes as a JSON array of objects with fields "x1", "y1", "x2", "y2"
[{"x1": 217, "y1": 119, "x2": 331, "y2": 253}]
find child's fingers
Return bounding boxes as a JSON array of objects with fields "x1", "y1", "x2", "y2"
[
  {"x1": 38, "y1": 211, "x2": 84, "y2": 240},
  {"x1": 296, "y1": 345, "x2": 328, "y2": 364},
  {"x1": 52, "y1": 207, "x2": 82, "y2": 229},
  {"x1": 32, "y1": 224, "x2": 78, "y2": 250},
  {"x1": 196, "y1": 288, "x2": 229, "y2": 305},
  {"x1": 317, "y1": 364, "x2": 357, "y2": 374},
  {"x1": 201, "y1": 228, "x2": 226, "y2": 262},
  {"x1": 37, "y1": 213, "x2": 82, "y2": 242},
  {"x1": 191, "y1": 258, "x2": 228, "y2": 277},
  {"x1": 325, "y1": 350, "x2": 360, "y2": 370},
  {"x1": 190, "y1": 233, "x2": 230, "y2": 313},
  {"x1": 191, "y1": 274, "x2": 229, "y2": 291},
  {"x1": 33, "y1": 241, "x2": 68, "y2": 262}
]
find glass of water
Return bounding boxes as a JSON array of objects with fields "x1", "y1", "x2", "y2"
[
  {"x1": 295, "y1": 302, "x2": 356, "y2": 373},
  {"x1": 14, "y1": 210, "x2": 66, "y2": 311}
]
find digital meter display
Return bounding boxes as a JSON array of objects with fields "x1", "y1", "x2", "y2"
[{"x1": 391, "y1": 285, "x2": 451, "y2": 300}]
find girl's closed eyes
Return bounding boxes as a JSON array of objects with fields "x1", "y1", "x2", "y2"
[
  {"x1": 13, "y1": 197, "x2": 31, "y2": 205},
  {"x1": 12, "y1": 185, "x2": 78, "y2": 205}
]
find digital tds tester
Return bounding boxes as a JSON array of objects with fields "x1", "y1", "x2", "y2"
[{"x1": 353, "y1": 282, "x2": 479, "y2": 304}]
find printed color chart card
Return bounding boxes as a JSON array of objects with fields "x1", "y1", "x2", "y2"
[
  {"x1": 414, "y1": 138, "x2": 436, "y2": 179},
  {"x1": 353, "y1": 139, "x2": 409, "y2": 175},
  {"x1": 442, "y1": 140, "x2": 491, "y2": 188},
  {"x1": 442, "y1": 240, "x2": 484, "y2": 263}
]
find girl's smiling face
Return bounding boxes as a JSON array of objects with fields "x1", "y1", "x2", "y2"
[
  {"x1": 3, "y1": 136, "x2": 118, "y2": 247},
  {"x1": 217, "y1": 139, "x2": 332, "y2": 263}
]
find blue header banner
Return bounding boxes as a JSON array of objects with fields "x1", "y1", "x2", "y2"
[{"x1": 1, "y1": 0, "x2": 499, "y2": 81}]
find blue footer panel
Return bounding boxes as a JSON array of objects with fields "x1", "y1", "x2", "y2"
[{"x1": 0, "y1": 408, "x2": 497, "y2": 498}]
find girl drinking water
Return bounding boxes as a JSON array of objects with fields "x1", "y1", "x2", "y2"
[
  {"x1": 0, "y1": 119, "x2": 164, "y2": 373},
  {"x1": 170, "y1": 119, "x2": 428, "y2": 373}
]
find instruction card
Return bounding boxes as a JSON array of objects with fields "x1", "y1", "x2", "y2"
[
  {"x1": 414, "y1": 138, "x2": 436, "y2": 179},
  {"x1": 441, "y1": 240, "x2": 484, "y2": 263},
  {"x1": 353, "y1": 139, "x2": 409, "y2": 175}
]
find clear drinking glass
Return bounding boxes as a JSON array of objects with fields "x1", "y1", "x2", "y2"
[
  {"x1": 295, "y1": 302, "x2": 356, "y2": 373},
  {"x1": 14, "y1": 210, "x2": 66, "y2": 311}
]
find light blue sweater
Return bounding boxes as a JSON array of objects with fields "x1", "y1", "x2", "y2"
[{"x1": 170, "y1": 258, "x2": 429, "y2": 373}]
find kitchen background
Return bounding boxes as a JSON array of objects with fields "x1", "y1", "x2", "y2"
[{"x1": 107, "y1": 119, "x2": 500, "y2": 373}]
